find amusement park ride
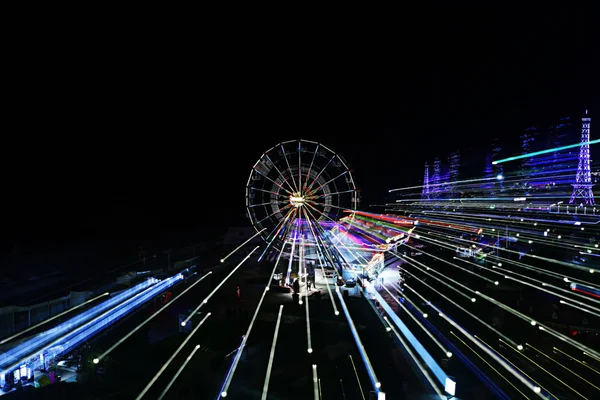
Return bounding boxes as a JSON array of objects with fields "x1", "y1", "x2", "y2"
[
  {"x1": 245, "y1": 140, "x2": 410, "y2": 281},
  {"x1": 245, "y1": 139, "x2": 480, "y2": 285}
]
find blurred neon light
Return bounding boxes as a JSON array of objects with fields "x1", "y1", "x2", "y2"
[
  {"x1": 492, "y1": 140, "x2": 600, "y2": 165},
  {"x1": 1, "y1": 275, "x2": 182, "y2": 375},
  {"x1": 0, "y1": 291, "x2": 110, "y2": 345},
  {"x1": 336, "y1": 288, "x2": 381, "y2": 394},
  {"x1": 363, "y1": 281, "x2": 448, "y2": 387},
  {"x1": 98, "y1": 271, "x2": 213, "y2": 360}
]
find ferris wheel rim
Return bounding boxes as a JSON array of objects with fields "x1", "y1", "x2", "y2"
[{"x1": 246, "y1": 139, "x2": 359, "y2": 249}]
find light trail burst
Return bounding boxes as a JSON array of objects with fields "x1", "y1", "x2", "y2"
[{"x1": 19, "y1": 130, "x2": 599, "y2": 399}]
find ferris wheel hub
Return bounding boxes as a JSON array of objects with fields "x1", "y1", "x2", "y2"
[{"x1": 290, "y1": 192, "x2": 306, "y2": 208}]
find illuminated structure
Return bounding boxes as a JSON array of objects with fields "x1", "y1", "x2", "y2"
[
  {"x1": 548, "y1": 118, "x2": 577, "y2": 186},
  {"x1": 448, "y1": 151, "x2": 460, "y2": 197},
  {"x1": 569, "y1": 110, "x2": 595, "y2": 205},
  {"x1": 518, "y1": 126, "x2": 539, "y2": 190},
  {"x1": 430, "y1": 158, "x2": 442, "y2": 199},
  {"x1": 421, "y1": 162, "x2": 430, "y2": 201},
  {"x1": 246, "y1": 140, "x2": 359, "y2": 272},
  {"x1": 483, "y1": 138, "x2": 505, "y2": 192}
]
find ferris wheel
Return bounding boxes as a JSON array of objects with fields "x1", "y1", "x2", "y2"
[{"x1": 246, "y1": 140, "x2": 359, "y2": 251}]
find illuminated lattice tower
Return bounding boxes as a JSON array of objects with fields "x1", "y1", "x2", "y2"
[
  {"x1": 430, "y1": 158, "x2": 441, "y2": 199},
  {"x1": 421, "y1": 162, "x2": 430, "y2": 201},
  {"x1": 569, "y1": 110, "x2": 595, "y2": 205},
  {"x1": 448, "y1": 151, "x2": 460, "y2": 196}
]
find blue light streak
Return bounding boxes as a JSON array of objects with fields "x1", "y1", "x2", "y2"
[
  {"x1": 0, "y1": 279, "x2": 156, "y2": 368},
  {"x1": 0, "y1": 274, "x2": 182, "y2": 376},
  {"x1": 363, "y1": 281, "x2": 448, "y2": 387},
  {"x1": 335, "y1": 288, "x2": 380, "y2": 394}
]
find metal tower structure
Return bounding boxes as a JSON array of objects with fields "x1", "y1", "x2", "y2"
[
  {"x1": 570, "y1": 110, "x2": 595, "y2": 205},
  {"x1": 448, "y1": 151, "x2": 460, "y2": 196},
  {"x1": 421, "y1": 162, "x2": 430, "y2": 201},
  {"x1": 430, "y1": 158, "x2": 441, "y2": 199}
]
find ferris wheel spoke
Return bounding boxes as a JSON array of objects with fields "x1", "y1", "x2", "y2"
[
  {"x1": 303, "y1": 203, "x2": 337, "y2": 228},
  {"x1": 311, "y1": 170, "x2": 349, "y2": 194},
  {"x1": 303, "y1": 203, "x2": 353, "y2": 248},
  {"x1": 305, "y1": 154, "x2": 336, "y2": 193},
  {"x1": 250, "y1": 186, "x2": 287, "y2": 199},
  {"x1": 265, "y1": 154, "x2": 297, "y2": 194},
  {"x1": 255, "y1": 203, "x2": 292, "y2": 226},
  {"x1": 304, "y1": 144, "x2": 319, "y2": 192},
  {"x1": 254, "y1": 168, "x2": 293, "y2": 195},
  {"x1": 249, "y1": 200, "x2": 287, "y2": 208},
  {"x1": 265, "y1": 207, "x2": 297, "y2": 243},
  {"x1": 302, "y1": 207, "x2": 327, "y2": 245},
  {"x1": 310, "y1": 201, "x2": 355, "y2": 213},
  {"x1": 307, "y1": 189, "x2": 356, "y2": 200},
  {"x1": 304, "y1": 216, "x2": 342, "y2": 271},
  {"x1": 258, "y1": 208, "x2": 295, "y2": 261},
  {"x1": 298, "y1": 140, "x2": 303, "y2": 193},
  {"x1": 280, "y1": 144, "x2": 300, "y2": 193}
]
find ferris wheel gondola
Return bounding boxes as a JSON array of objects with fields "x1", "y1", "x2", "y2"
[{"x1": 246, "y1": 140, "x2": 359, "y2": 254}]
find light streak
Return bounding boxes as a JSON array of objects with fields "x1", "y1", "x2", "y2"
[
  {"x1": 499, "y1": 339, "x2": 586, "y2": 399},
  {"x1": 336, "y1": 287, "x2": 381, "y2": 394},
  {"x1": 136, "y1": 313, "x2": 211, "y2": 399},
  {"x1": 583, "y1": 351, "x2": 600, "y2": 363},
  {"x1": 0, "y1": 291, "x2": 110, "y2": 345},
  {"x1": 302, "y1": 239, "x2": 313, "y2": 353},
  {"x1": 449, "y1": 332, "x2": 529, "y2": 399},
  {"x1": 157, "y1": 344, "x2": 201, "y2": 400},
  {"x1": 260, "y1": 304, "x2": 284, "y2": 400},
  {"x1": 492, "y1": 139, "x2": 600, "y2": 165},
  {"x1": 1, "y1": 280, "x2": 155, "y2": 368},
  {"x1": 182, "y1": 246, "x2": 259, "y2": 326},
  {"x1": 365, "y1": 280, "x2": 447, "y2": 388},
  {"x1": 2, "y1": 275, "x2": 182, "y2": 375},
  {"x1": 477, "y1": 335, "x2": 548, "y2": 395},
  {"x1": 220, "y1": 228, "x2": 265, "y2": 263},
  {"x1": 218, "y1": 243, "x2": 287, "y2": 395},
  {"x1": 404, "y1": 243, "x2": 497, "y2": 285},
  {"x1": 400, "y1": 254, "x2": 477, "y2": 303},
  {"x1": 348, "y1": 355, "x2": 366, "y2": 400},
  {"x1": 318, "y1": 378, "x2": 322, "y2": 400},
  {"x1": 553, "y1": 347, "x2": 600, "y2": 376},
  {"x1": 286, "y1": 236, "x2": 297, "y2": 285},
  {"x1": 535, "y1": 324, "x2": 600, "y2": 360},
  {"x1": 382, "y1": 284, "x2": 451, "y2": 357},
  {"x1": 526, "y1": 343, "x2": 600, "y2": 392},
  {"x1": 438, "y1": 310, "x2": 547, "y2": 398},
  {"x1": 383, "y1": 316, "x2": 447, "y2": 399},
  {"x1": 315, "y1": 246, "x2": 340, "y2": 314},
  {"x1": 389, "y1": 176, "x2": 501, "y2": 193},
  {"x1": 401, "y1": 275, "x2": 518, "y2": 348},
  {"x1": 312, "y1": 364, "x2": 319, "y2": 400},
  {"x1": 98, "y1": 271, "x2": 213, "y2": 360}
]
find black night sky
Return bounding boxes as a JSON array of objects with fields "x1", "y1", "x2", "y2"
[{"x1": 2, "y1": 11, "x2": 599, "y2": 254}]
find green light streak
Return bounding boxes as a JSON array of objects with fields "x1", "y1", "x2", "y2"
[{"x1": 492, "y1": 140, "x2": 600, "y2": 165}]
